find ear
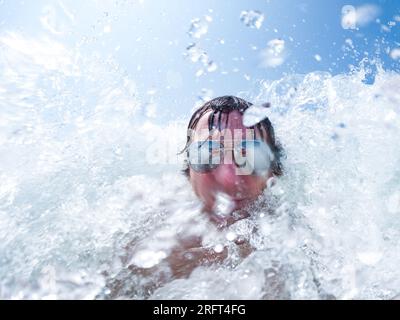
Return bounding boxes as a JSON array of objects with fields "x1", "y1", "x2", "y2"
[{"x1": 182, "y1": 159, "x2": 190, "y2": 179}]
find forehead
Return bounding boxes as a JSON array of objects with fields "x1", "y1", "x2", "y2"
[
  {"x1": 195, "y1": 110, "x2": 247, "y2": 131},
  {"x1": 192, "y1": 109, "x2": 264, "y2": 141}
]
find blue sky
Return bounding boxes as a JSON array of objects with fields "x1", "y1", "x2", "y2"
[{"x1": 1, "y1": 0, "x2": 399, "y2": 122}]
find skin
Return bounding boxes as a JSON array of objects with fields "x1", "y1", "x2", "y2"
[
  {"x1": 119, "y1": 110, "x2": 274, "y2": 294},
  {"x1": 189, "y1": 110, "x2": 273, "y2": 227}
]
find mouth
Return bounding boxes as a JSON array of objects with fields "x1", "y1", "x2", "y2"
[{"x1": 231, "y1": 197, "x2": 246, "y2": 203}]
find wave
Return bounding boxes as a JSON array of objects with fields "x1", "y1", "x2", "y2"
[{"x1": 1, "y1": 33, "x2": 400, "y2": 299}]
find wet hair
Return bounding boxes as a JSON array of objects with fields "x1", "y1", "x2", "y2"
[{"x1": 181, "y1": 95, "x2": 284, "y2": 177}]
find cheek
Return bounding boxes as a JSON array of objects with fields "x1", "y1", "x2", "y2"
[
  {"x1": 189, "y1": 171, "x2": 215, "y2": 195},
  {"x1": 244, "y1": 176, "x2": 268, "y2": 193}
]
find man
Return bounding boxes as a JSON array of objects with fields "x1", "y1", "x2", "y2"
[
  {"x1": 181, "y1": 95, "x2": 283, "y2": 228},
  {"x1": 107, "y1": 96, "x2": 283, "y2": 297}
]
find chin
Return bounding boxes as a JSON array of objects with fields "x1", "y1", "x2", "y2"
[{"x1": 232, "y1": 198, "x2": 251, "y2": 210}]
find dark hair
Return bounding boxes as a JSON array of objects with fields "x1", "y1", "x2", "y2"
[{"x1": 181, "y1": 95, "x2": 284, "y2": 177}]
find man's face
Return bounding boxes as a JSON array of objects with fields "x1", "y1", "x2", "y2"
[{"x1": 188, "y1": 110, "x2": 273, "y2": 213}]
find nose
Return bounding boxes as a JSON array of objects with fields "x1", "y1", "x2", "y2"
[{"x1": 212, "y1": 163, "x2": 244, "y2": 194}]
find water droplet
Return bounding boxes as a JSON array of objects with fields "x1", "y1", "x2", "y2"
[
  {"x1": 188, "y1": 17, "x2": 209, "y2": 39},
  {"x1": 193, "y1": 88, "x2": 213, "y2": 109},
  {"x1": 207, "y1": 61, "x2": 218, "y2": 72},
  {"x1": 342, "y1": 4, "x2": 380, "y2": 29},
  {"x1": 390, "y1": 48, "x2": 400, "y2": 60},
  {"x1": 185, "y1": 43, "x2": 217, "y2": 74},
  {"x1": 314, "y1": 54, "x2": 322, "y2": 62},
  {"x1": 195, "y1": 69, "x2": 204, "y2": 77},
  {"x1": 205, "y1": 15, "x2": 213, "y2": 22},
  {"x1": 214, "y1": 244, "x2": 224, "y2": 253},
  {"x1": 199, "y1": 88, "x2": 213, "y2": 101},
  {"x1": 130, "y1": 250, "x2": 167, "y2": 268},
  {"x1": 185, "y1": 43, "x2": 207, "y2": 63},
  {"x1": 260, "y1": 39, "x2": 286, "y2": 68},
  {"x1": 240, "y1": 10, "x2": 264, "y2": 29},
  {"x1": 341, "y1": 5, "x2": 357, "y2": 29},
  {"x1": 345, "y1": 38, "x2": 354, "y2": 48},
  {"x1": 226, "y1": 232, "x2": 237, "y2": 241},
  {"x1": 243, "y1": 103, "x2": 271, "y2": 127}
]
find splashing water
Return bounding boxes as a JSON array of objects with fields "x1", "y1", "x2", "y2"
[
  {"x1": 243, "y1": 103, "x2": 271, "y2": 127},
  {"x1": 341, "y1": 4, "x2": 381, "y2": 30},
  {"x1": 188, "y1": 16, "x2": 212, "y2": 39},
  {"x1": 185, "y1": 14, "x2": 217, "y2": 76},
  {"x1": 260, "y1": 39, "x2": 286, "y2": 68},
  {"x1": 240, "y1": 10, "x2": 265, "y2": 29},
  {"x1": 193, "y1": 88, "x2": 214, "y2": 111},
  {"x1": 390, "y1": 48, "x2": 400, "y2": 60},
  {"x1": 185, "y1": 43, "x2": 218, "y2": 76},
  {"x1": 1, "y1": 31, "x2": 400, "y2": 300},
  {"x1": 314, "y1": 54, "x2": 322, "y2": 62}
]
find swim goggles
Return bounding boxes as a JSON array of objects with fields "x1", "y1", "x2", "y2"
[{"x1": 187, "y1": 139, "x2": 273, "y2": 175}]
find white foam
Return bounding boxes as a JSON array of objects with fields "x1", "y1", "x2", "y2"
[{"x1": 1, "y1": 32, "x2": 400, "y2": 300}]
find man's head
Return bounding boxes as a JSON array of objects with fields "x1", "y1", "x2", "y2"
[{"x1": 182, "y1": 96, "x2": 283, "y2": 213}]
